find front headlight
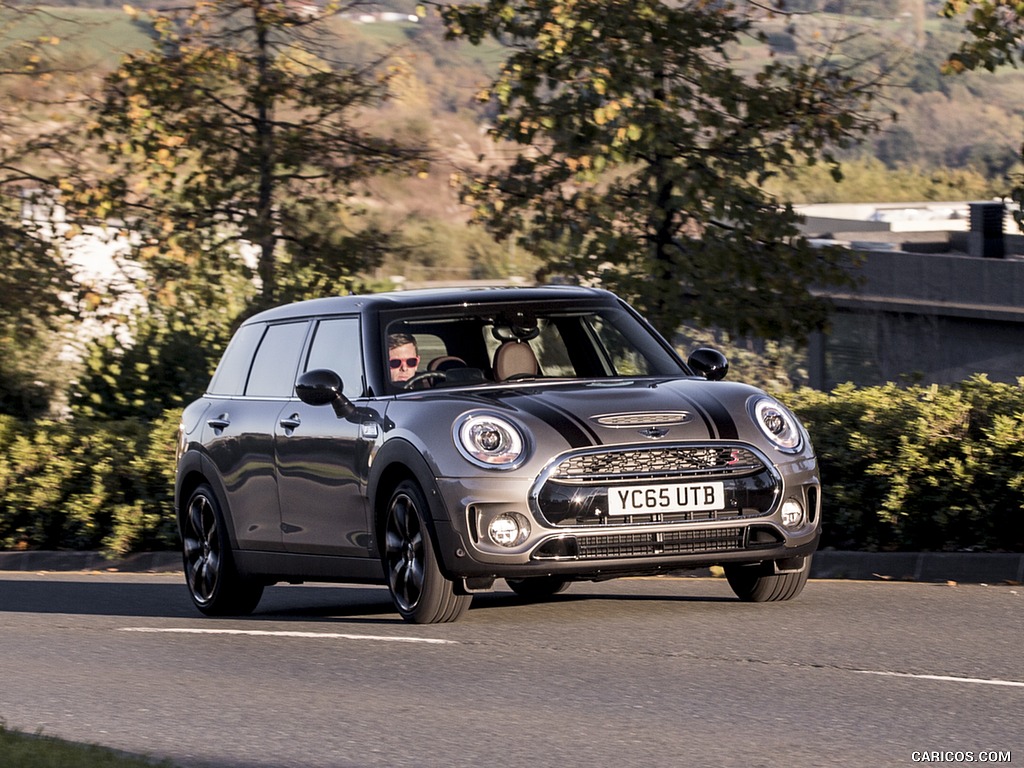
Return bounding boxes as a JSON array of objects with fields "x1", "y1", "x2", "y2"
[
  {"x1": 749, "y1": 396, "x2": 803, "y2": 453},
  {"x1": 454, "y1": 412, "x2": 528, "y2": 469}
]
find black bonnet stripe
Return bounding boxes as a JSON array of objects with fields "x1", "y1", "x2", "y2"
[
  {"x1": 483, "y1": 392, "x2": 598, "y2": 449},
  {"x1": 684, "y1": 389, "x2": 739, "y2": 440}
]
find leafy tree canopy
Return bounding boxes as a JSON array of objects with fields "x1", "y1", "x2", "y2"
[
  {"x1": 76, "y1": 0, "x2": 430, "y2": 314},
  {"x1": 943, "y1": 0, "x2": 1024, "y2": 230},
  {"x1": 0, "y1": 3, "x2": 84, "y2": 418},
  {"x1": 435, "y1": 0, "x2": 887, "y2": 339},
  {"x1": 943, "y1": 0, "x2": 1024, "y2": 73}
]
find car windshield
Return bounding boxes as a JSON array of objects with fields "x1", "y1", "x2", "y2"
[{"x1": 384, "y1": 304, "x2": 686, "y2": 389}]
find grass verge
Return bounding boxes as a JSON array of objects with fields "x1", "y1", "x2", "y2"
[{"x1": 0, "y1": 721, "x2": 176, "y2": 767}]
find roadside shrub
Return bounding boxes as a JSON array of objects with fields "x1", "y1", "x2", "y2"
[
  {"x1": 2, "y1": 379, "x2": 1023, "y2": 555},
  {"x1": 785, "y1": 375, "x2": 1024, "y2": 552},
  {"x1": 0, "y1": 410, "x2": 179, "y2": 557}
]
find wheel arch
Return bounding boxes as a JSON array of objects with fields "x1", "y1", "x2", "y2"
[
  {"x1": 175, "y1": 452, "x2": 240, "y2": 549},
  {"x1": 367, "y1": 438, "x2": 448, "y2": 558}
]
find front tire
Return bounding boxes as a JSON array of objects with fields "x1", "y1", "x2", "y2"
[
  {"x1": 382, "y1": 480, "x2": 471, "y2": 624},
  {"x1": 725, "y1": 556, "x2": 812, "y2": 602},
  {"x1": 182, "y1": 484, "x2": 264, "y2": 616}
]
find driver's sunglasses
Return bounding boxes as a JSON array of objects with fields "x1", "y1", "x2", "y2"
[{"x1": 389, "y1": 356, "x2": 420, "y2": 369}]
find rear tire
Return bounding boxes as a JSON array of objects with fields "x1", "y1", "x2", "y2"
[
  {"x1": 383, "y1": 480, "x2": 471, "y2": 624},
  {"x1": 181, "y1": 483, "x2": 264, "y2": 616},
  {"x1": 505, "y1": 576, "x2": 570, "y2": 600},
  {"x1": 725, "y1": 556, "x2": 812, "y2": 602}
]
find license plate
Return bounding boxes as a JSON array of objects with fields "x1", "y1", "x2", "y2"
[{"x1": 607, "y1": 482, "x2": 725, "y2": 515}]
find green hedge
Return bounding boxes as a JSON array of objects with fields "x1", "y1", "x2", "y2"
[
  {"x1": 784, "y1": 375, "x2": 1024, "y2": 553},
  {"x1": 0, "y1": 410, "x2": 179, "y2": 557},
  {"x1": 2, "y1": 376, "x2": 1023, "y2": 556}
]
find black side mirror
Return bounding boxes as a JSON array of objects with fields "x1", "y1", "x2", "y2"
[
  {"x1": 296, "y1": 369, "x2": 355, "y2": 419},
  {"x1": 687, "y1": 348, "x2": 729, "y2": 381}
]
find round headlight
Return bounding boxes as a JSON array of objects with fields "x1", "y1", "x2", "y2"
[
  {"x1": 749, "y1": 397, "x2": 803, "y2": 453},
  {"x1": 455, "y1": 413, "x2": 527, "y2": 469}
]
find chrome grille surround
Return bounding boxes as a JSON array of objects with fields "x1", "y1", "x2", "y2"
[{"x1": 529, "y1": 442, "x2": 781, "y2": 532}]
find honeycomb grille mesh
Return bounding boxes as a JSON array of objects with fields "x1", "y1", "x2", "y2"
[{"x1": 551, "y1": 446, "x2": 763, "y2": 483}]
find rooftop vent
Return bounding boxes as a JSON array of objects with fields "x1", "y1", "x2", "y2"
[{"x1": 968, "y1": 202, "x2": 1005, "y2": 259}]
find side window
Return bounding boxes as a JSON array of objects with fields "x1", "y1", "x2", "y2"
[
  {"x1": 245, "y1": 322, "x2": 309, "y2": 397},
  {"x1": 305, "y1": 317, "x2": 364, "y2": 398},
  {"x1": 207, "y1": 323, "x2": 263, "y2": 396}
]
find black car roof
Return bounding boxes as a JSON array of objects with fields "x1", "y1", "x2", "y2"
[{"x1": 243, "y1": 285, "x2": 621, "y2": 324}]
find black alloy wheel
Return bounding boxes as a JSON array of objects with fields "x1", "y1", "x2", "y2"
[
  {"x1": 383, "y1": 479, "x2": 470, "y2": 624},
  {"x1": 182, "y1": 484, "x2": 264, "y2": 616}
]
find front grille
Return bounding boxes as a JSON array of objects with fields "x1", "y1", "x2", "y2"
[
  {"x1": 532, "y1": 443, "x2": 779, "y2": 528},
  {"x1": 538, "y1": 527, "x2": 746, "y2": 560},
  {"x1": 551, "y1": 446, "x2": 763, "y2": 483}
]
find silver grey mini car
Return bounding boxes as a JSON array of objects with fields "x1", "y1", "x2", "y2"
[{"x1": 175, "y1": 286, "x2": 821, "y2": 623}]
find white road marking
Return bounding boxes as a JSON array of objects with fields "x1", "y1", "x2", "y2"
[
  {"x1": 117, "y1": 631, "x2": 1019, "y2": 685},
  {"x1": 856, "y1": 670, "x2": 1024, "y2": 688},
  {"x1": 120, "y1": 627, "x2": 456, "y2": 644}
]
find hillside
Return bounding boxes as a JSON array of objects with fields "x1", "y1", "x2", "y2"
[{"x1": 3, "y1": 1, "x2": 1022, "y2": 283}]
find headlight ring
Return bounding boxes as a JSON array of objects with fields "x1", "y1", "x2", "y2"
[
  {"x1": 454, "y1": 412, "x2": 529, "y2": 470},
  {"x1": 748, "y1": 396, "x2": 803, "y2": 453}
]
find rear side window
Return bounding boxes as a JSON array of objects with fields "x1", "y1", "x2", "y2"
[
  {"x1": 305, "y1": 317, "x2": 364, "y2": 398},
  {"x1": 245, "y1": 322, "x2": 309, "y2": 397},
  {"x1": 207, "y1": 323, "x2": 263, "y2": 396}
]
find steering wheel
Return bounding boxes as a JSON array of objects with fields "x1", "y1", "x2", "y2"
[{"x1": 402, "y1": 370, "x2": 448, "y2": 390}]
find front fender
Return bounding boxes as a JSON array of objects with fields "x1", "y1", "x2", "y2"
[{"x1": 367, "y1": 437, "x2": 475, "y2": 577}]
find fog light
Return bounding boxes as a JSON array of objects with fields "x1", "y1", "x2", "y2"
[
  {"x1": 780, "y1": 499, "x2": 804, "y2": 529},
  {"x1": 488, "y1": 513, "x2": 530, "y2": 547}
]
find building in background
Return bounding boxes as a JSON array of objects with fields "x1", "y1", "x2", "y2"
[{"x1": 798, "y1": 201, "x2": 1024, "y2": 389}]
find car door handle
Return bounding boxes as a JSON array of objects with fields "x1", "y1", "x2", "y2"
[
  {"x1": 207, "y1": 414, "x2": 231, "y2": 431},
  {"x1": 279, "y1": 414, "x2": 302, "y2": 431}
]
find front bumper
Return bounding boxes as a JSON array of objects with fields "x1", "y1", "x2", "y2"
[
  {"x1": 429, "y1": 443, "x2": 821, "y2": 580},
  {"x1": 436, "y1": 518, "x2": 821, "y2": 580}
]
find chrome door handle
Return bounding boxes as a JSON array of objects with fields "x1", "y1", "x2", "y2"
[
  {"x1": 207, "y1": 414, "x2": 230, "y2": 431},
  {"x1": 279, "y1": 414, "x2": 302, "y2": 431}
]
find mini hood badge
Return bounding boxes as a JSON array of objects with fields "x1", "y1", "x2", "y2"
[{"x1": 637, "y1": 426, "x2": 670, "y2": 439}]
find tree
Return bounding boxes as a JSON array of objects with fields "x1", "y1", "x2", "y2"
[
  {"x1": 942, "y1": 0, "x2": 1024, "y2": 231},
  {"x1": 80, "y1": 0, "x2": 430, "y2": 314},
  {"x1": 436, "y1": 0, "x2": 887, "y2": 339},
  {"x1": 60, "y1": 0, "x2": 434, "y2": 419},
  {"x1": 0, "y1": 3, "x2": 84, "y2": 417}
]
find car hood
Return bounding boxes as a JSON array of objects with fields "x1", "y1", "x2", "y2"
[{"x1": 400, "y1": 377, "x2": 771, "y2": 449}]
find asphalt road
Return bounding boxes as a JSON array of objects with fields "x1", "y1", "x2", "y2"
[{"x1": 0, "y1": 572, "x2": 1020, "y2": 768}]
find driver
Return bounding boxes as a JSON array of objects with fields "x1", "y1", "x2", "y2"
[{"x1": 388, "y1": 333, "x2": 420, "y2": 383}]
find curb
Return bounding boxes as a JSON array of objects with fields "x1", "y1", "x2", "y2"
[
  {"x1": 811, "y1": 551, "x2": 1024, "y2": 584},
  {"x1": 0, "y1": 550, "x2": 1022, "y2": 584},
  {"x1": 0, "y1": 551, "x2": 180, "y2": 574}
]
